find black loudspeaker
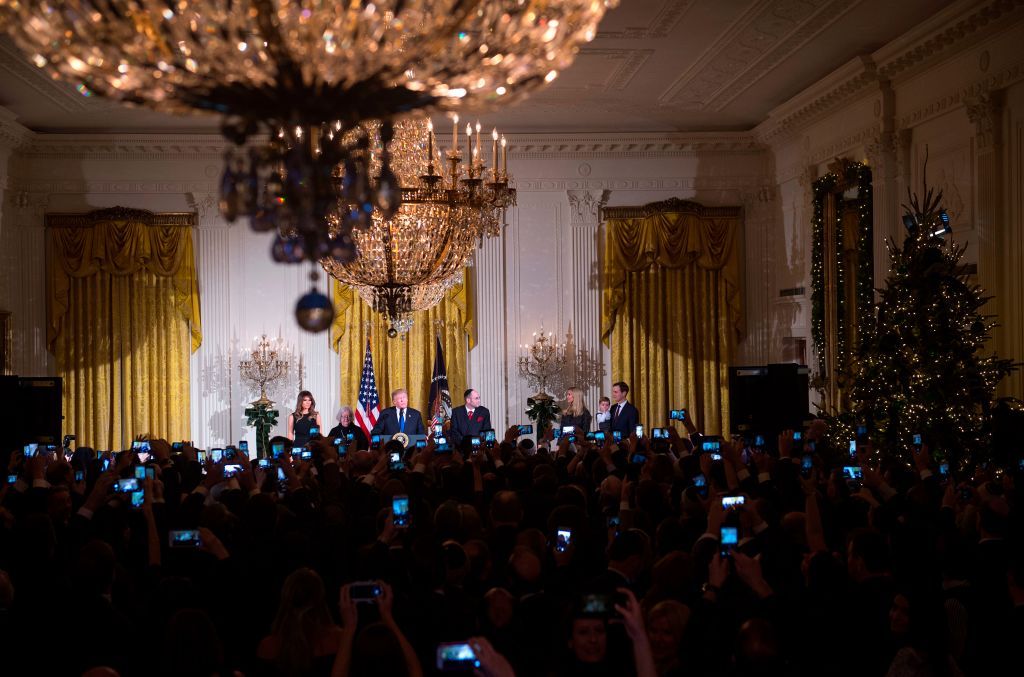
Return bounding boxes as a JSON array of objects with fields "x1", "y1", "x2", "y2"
[
  {"x1": 16, "y1": 377, "x2": 63, "y2": 446},
  {"x1": 729, "y1": 364, "x2": 809, "y2": 436}
]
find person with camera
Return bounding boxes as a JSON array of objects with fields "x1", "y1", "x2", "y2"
[
  {"x1": 560, "y1": 587, "x2": 656, "y2": 677},
  {"x1": 333, "y1": 580, "x2": 422, "y2": 677}
]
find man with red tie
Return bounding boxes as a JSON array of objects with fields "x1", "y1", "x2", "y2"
[
  {"x1": 449, "y1": 388, "x2": 492, "y2": 447},
  {"x1": 608, "y1": 381, "x2": 639, "y2": 439}
]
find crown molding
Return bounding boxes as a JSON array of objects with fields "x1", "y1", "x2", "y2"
[
  {"x1": 755, "y1": 0, "x2": 1024, "y2": 143},
  {"x1": 0, "y1": 106, "x2": 32, "y2": 152},
  {"x1": 17, "y1": 133, "x2": 230, "y2": 160},
  {"x1": 502, "y1": 132, "x2": 764, "y2": 157}
]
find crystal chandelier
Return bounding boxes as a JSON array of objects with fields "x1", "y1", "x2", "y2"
[
  {"x1": 0, "y1": 1, "x2": 616, "y2": 275},
  {"x1": 321, "y1": 114, "x2": 512, "y2": 336}
]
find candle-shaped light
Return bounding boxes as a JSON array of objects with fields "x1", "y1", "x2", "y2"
[
  {"x1": 465, "y1": 123, "x2": 473, "y2": 176},
  {"x1": 427, "y1": 118, "x2": 434, "y2": 168},
  {"x1": 452, "y1": 113, "x2": 459, "y2": 154},
  {"x1": 474, "y1": 121, "x2": 482, "y2": 170},
  {"x1": 501, "y1": 135, "x2": 507, "y2": 175},
  {"x1": 491, "y1": 128, "x2": 498, "y2": 181}
]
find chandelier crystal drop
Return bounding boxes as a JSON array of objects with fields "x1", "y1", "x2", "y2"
[
  {"x1": 321, "y1": 115, "x2": 510, "y2": 336},
  {"x1": 0, "y1": 0, "x2": 617, "y2": 270}
]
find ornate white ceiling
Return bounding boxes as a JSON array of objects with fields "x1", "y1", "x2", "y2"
[{"x1": 0, "y1": 0, "x2": 956, "y2": 134}]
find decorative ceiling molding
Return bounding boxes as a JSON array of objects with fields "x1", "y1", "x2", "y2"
[
  {"x1": 530, "y1": 48, "x2": 653, "y2": 95},
  {"x1": 0, "y1": 106, "x2": 32, "y2": 151},
  {"x1": 18, "y1": 134, "x2": 230, "y2": 160},
  {"x1": 505, "y1": 133, "x2": 764, "y2": 157},
  {"x1": 517, "y1": 175, "x2": 766, "y2": 193},
  {"x1": 660, "y1": 0, "x2": 857, "y2": 111},
  {"x1": 756, "y1": 0, "x2": 1024, "y2": 142},
  {"x1": 897, "y1": 59, "x2": 1024, "y2": 129},
  {"x1": 0, "y1": 37, "x2": 119, "y2": 113},
  {"x1": 597, "y1": 0, "x2": 696, "y2": 40}
]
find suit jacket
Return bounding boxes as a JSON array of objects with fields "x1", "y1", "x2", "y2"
[
  {"x1": 450, "y1": 405, "x2": 492, "y2": 445},
  {"x1": 608, "y1": 401, "x2": 639, "y2": 437},
  {"x1": 371, "y1": 407, "x2": 426, "y2": 437}
]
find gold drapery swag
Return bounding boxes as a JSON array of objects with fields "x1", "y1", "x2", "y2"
[
  {"x1": 46, "y1": 207, "x2": 201, "y2": 450},
  {"x1": 601, "y1": 199, "x2": 743, "y2": 436},
  {"x1": 330, "y1": 274, "x2": 474, "y2": 416}
]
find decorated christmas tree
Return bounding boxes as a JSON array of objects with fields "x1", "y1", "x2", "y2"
[{"x1": 848, "y1": 181, "x2": 1015, "y2": 470}]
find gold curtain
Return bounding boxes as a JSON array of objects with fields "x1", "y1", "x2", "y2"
[
  {"x1": 330, "y1": 274, "x2": 474, "y2": 414},
  {"x1": 601, "y1": 199, "x2": 743, "y2": 436},
  {"x1": 46, "y1": 208, "x2": 201, "y2": 450}
]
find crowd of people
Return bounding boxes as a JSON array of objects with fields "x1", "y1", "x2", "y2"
[{"x1": 1, "y1": 380, "x2": 1022, "y2": 677}]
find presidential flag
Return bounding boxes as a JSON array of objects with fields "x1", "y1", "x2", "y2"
[
  {"x1": 355, "y1": 340, "x2": 380, "y2": 439},
  {"x1": 428, "y1": 334, "x2": 452, "y2": 422}
]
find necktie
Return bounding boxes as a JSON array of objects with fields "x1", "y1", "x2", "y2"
[
  {"x1": 467, "y1": 409, "x2": 474, "y2": 419},
  {"x1": 612, "y1": 404, "x2": 620, "y2": 422},
  {"x1": 399, "y1": 409, "x2": 406, "y2": 433}
]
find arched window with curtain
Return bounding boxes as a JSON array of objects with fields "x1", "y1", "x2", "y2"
[
  {"x1": 46, "y1": 207, "x2": 202, "y2": 450},
  {"x1": 601, "y1": 198, "x2": 744, "y2": 436},
  {"x1": 330, "y1": 275, "x2": 474, "y2": 415}
]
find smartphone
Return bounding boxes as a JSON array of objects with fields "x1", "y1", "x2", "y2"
[
  {"x1": 435, "y1": 441, "x2": 452, "y2": 453},
  {"x1": 634, "y1": 424, "x2": 644, "y2": 439},
  {"x1": 720, "y1": 526, "x2": 739, "y2": 558},
  {"x1": 130, "y1": 490, "x2": 145, "y2": 509},
  {"x1": 793, "y1": 431, "x2": 802, "y2": 441},
  {"x1": 224, "y1": 448, "x2": 236, "y2": 460},
  {"x1": 211, "y1": 448, "x2": 223, "y2": 463},
  {"x1": 702, "y1": 440, "x2": 721, "y2": 454},
  {"x1": 652, "y1": 427, "x2": 669, "y2": 440},
  {"x1": 613, "y1": 430, "x2": 623, "y2": 442},
  {"x1": 349, "y1": 581, "x2": 383, "y2": 602},
  {"x1": 436, "y1": 642, "x2": 481, "y2": 672},
  {"x1": 433, "y1": 423, "x2": 443, "y2": 436},
  {"x1": 74, "y1": 470, "x2": 84, "y2": 482},
  {"x1": 300, "y1": 450, "x2": 313, "y2": 460},
  {"x1": 630, "y1": 453, "x2": 647, "y2": 465},
  {"x1": 562, "y1": 425, "x2": 575, "y2": 442},
  {"x1": 856, "y1": 424, "x2": 868, "y2": 442},
  {"x1": 912, "y1": 433, "x2": 922, "y2": 447},
  {"x1": 754, "y1": 434, "x2": 765, "y2": 449},
  {"x1": 239, "y1": 441, "x2": 249, "y2": 453},
  {"x1": 101, "y1": 458, "x2": 111, "y2": 472},
  {"x1": 552, "y1": 427, "x2": 562, "y2": 440},
  {"x1": 272, "y1": 442, "x2": 285, "y2": 459},
  {"x1": 484, "y1": 430, "x2": 497, "y2": 445},
  {"x1": 309, "y1": 427, "x2": 320, "y2": 437},
  {"x1": 848, "y1": 440, "x2": 857, "y2": 459},
  {"x1": 23, "y1": 443, "x2": 38, "y2": 457},
  {"x1": 168, "y1": 529, "x2": 201, "y2": 548},
  {"x1": 517, "y1": 424, "x2": 533, "y2": 435},
  {"x1": 722, "y1": 495, "x2": 745, "y2": 510},
  {"x1": 277, "y1": 467, "x2": 287, "y2": 482},
  {"x1": 172, "y1": 441, "x2": 184, "y2": 451},
  {"x1": 694, "y1": 473, "x2": 708, "y2": 498},
  {"x1": 579, "y1": 593, "x2": 618, "y2": 618},
  {"x1": 585, "y1": 431, "x2": 597, "y2": 441},
  {"x1": 7, "y1": 474, "x2": 17, "y2": 484},
  {"x1": 223, "y1": 464, "x2": 242, "y2": 477},
  {"x1": 113, "y1": 478, "x2": 139, "y2": 493},
  {"x1": 607, "y1": 515, "x2": 620, "y2": 529},
  {"x1": 669, "y1": 408, "x2": 687, "y2": 421},
  {"x1": 555, "y1": 528, "x2": 572, "y2": 553},
  {"x1": 470, "y1": 437, "x2": 482, "y2": 448},
  {"x1": 388, "y1": 451, "x2": 403, "y2": 471},
  {"x1": 939, "y1": 461, "x2": 950, "y2": 478},
  {"x1": 258, "y1": 458, "x2": 272, "y2": 469},
  {"x1": 595, "y1": 431, "x2": 606, "y2": 442},
  {"x1": 801, "y1": 454, "x2": 813, "y2": 478},
  {"x1": 134, "y1": 466, "x2": 147, "y2": 480},
  {"x1": 415, "y1": 439, "x2": 427, "y2": 449},
  {"x1": 371, "y1": 434, "x2": 381, "y2": 446},
  {"x1": 392, "y1": 494, "x2": 410, "y2": 528},
  {"x1": 197, "y1": 450, "x2": 208, "y2": 464},
  {"x1": 843, "y1": 465, "x2": 863, "y2": 491}
]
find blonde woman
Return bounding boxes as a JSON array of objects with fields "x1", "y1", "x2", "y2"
[
  {"x1": 287, "y1": 390, "x2": 324, "y2": 448},
  {"x1": 560, "y1": 387, "x2": 592, "y2": 434}
]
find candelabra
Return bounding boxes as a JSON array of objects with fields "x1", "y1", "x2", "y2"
[
  {"x1": 518, "y1": 328, "x2": 568, "y2": 400},
  {"x1": 239, "y1": 335, "x2": 291, "y2": 407}
]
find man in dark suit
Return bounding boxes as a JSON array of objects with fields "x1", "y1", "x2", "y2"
[
  {"x1": 608, "y1": 381, "x2": 639, "y2": 439},
  {"x1": 371, "y1": 388, "x2": 426, "y2": 437},
  {"x1": 449, "y1": 388, "x2": 492, "y2": 446}
]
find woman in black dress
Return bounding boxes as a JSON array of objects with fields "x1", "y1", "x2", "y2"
[
  {"x1": 560, "y1": 386, "x2": 592, "y2": 434},
  {"x1": 287, "y1": 390, "x2": 323, "y2": 449}
]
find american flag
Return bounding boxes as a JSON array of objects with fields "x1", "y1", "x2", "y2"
[{"x1": 355, "y1": 339, "x2": 380, "y2": 439}]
